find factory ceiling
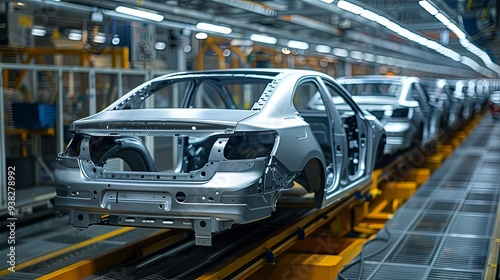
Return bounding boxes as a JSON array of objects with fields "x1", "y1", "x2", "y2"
[{"x1": 6, "y1": 0, "x2": 500, "y2": 77}]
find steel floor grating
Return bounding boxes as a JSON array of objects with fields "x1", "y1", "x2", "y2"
[{"x1": 339, "y1": 116, "x2": 500, "y2": 280}]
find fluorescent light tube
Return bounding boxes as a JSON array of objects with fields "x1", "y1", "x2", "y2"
[
  {"x1": 31, "y1": 27, "x2": 46, "y2": 37},
  {"x1": 376, "y1": 55, "x2": 387, "y2": 64},
  {"x1": 68, "y1": 31, "x2": 82, "y2": 41},
  {"x1": 360, "y1": 9, "x2": 380, "y2": 21},
  {"x1": 447, "y1": 23, "x2": 466, "y2": 39},
  {"x1": 196, "y1": 22, "x2": 232, "y2": 34},
  {"x1": 115, "y1": 6, "x2": 164, "y2": 22},
  {"x1": 287, "y1": 40, "x2": 309, "y2": 50},
  {"x1": 418, "y1": 1, "x2": 438, "y2": 15},
  {"x1": 154, "y1": 42, "x2": 166, "y2": 50},
  {"x1": 315, "y1": 45, "x2": 332, "y2": 53},
  {"x1": 250, "y1": 34, "x2": 277, "y2": 44},
  {"x1": 93, "y1": 33, "x2": 106, "y2": 43},
  {"x1": 195, "y1": 32, "x2": 208, "y2": 40},
  {"x1": 337, "y1": 1, "x2": 363, "y2": 14},
  {"x1": 350, "y1": 50, "x2": 363, "y2": 60},
  {"x1": 435, "y1": 13, "x2": 450, "y2": 26},
  {"x1": 333, "y1": 48, "x2": 349, "y2": 57},
  {"x1": 363, "y1": 53, "x2": 375, "y2": 62},
  {"x1": 320, "y1": 0, "x2": 335, "y2": 3}
]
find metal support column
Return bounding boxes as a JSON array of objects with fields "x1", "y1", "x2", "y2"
[
  {"x1": 0, "y1": 67, "x2": 6, "y2": 210},
  {"x1": 57, "y1": 69, "x2": 64, "y2": 153},
  {"x1": 172, "y1": 37, "x2": 187, "y2": 167},
  {"x1": 88, "y1": 70, "x2": 96, "y2": 115},
  {"x1": 143, "y1": 72, "x2": 154, "y2": 159},
  {"x1": 117, "y1": 72, "x2": 123, "y2": 99}
]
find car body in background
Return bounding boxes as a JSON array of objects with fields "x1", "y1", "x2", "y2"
[
  {"x1": 476, "y1": 79, "x2": 493, "y2": 109},
  {"x1": 452, "y1": 80, "x2": 476, "y2": 122},
  {"x1": 336, "y1": 75, "x2": 437, "y2": 155},
  {"x1": 489, "y1": 91, "x2": 500, "y2": 118},
  {"x1": 54, "y1": 68, "x2": 385, "y2": 246},
  {"x1": 467, "y1": 79, "x2": 485, "y2": 114},
  {"x1": 422, "y1": 79, "x2": 463, "y2": 130}
]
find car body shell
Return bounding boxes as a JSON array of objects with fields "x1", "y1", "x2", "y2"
[
  {"x1": 421, "y1": 79, "x2": 463, "y2": 130},
  {"x1": 489, "y1": 91, "x2": 500, "y2": 118},
  {"x1": 451, "y1": 79, "x2": 477, "y2": 121},
  {"x1": 336, "y1": 75, "x2": 435, "y2": 154},
  {"x1": 54, "y1": 69, "x2": 385, "y2": 245}
]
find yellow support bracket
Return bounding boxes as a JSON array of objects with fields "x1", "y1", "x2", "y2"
[
  {"x1": 379, "y1": 181, "x2": 417, "y2": 201},
  {"x1": 407, "y1": 168, "x2": 431, "y2": 186},
  {"x1": 438, "y1": 144, "x2": 453, "y2": 158},
  {"x1": 424, "y1": 153, "x2": 444, "y2": 171},
  {"x1": 259, "y1": 237, "x2": 366, "y2": 280}
]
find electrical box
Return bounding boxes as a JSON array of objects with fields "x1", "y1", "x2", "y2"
[{"x1": 0, "y1": 12, "x2": 32, "y2": 48}]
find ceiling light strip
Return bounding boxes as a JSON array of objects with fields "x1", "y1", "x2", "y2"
[
  {"x1": 196, "y1": 22, "x2": 232, "y2": 34},
  {"x1": 115, "y1": 6, "x2": 164, "y2": 22},
  {"x1": 250, "y1": 34, "x2": 277, "y2": 44},
  {"x1": 334, "y1": 0, "x2": 499, "y2": 76},
  {"x1": 418, "y1": 0, "x2": 500, "y2": 76}
]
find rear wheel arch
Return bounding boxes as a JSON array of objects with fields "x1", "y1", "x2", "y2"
[{"x1": 295, "y1": 157, "x2": 325, "y2": 208}]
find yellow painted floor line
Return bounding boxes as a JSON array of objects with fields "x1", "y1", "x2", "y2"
[{"x1": 0, "y1": 227, "x2": 134, "y2": 276}]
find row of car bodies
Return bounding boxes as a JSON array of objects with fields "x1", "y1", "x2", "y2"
[
  {"x1": 54, "y1": 69, "x2": 498, "y2": 245},
  {"x1": 337, "y1": 76, "x2": 497, "y2": 155}
]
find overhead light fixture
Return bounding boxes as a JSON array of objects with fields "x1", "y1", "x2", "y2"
[
  {"x1": 320, "y1": 0, "x2": 335, "y2": 3},
  {"x1": 230, "y1": 39, "x2": 253, "y2": 46},
  {"x1": 363, "y1": 53, "x2": 376, "y2": 62},
  {"x1": 419, "y1": 1, "x2": 500, "y2": 75},
  {"x1": 195, "y1": 32, "x2": 208, "y2": 40},
  {"x1": 418, "y1": 1, "x2": 438, "y2": 15},
  {"x1": 196, "y1": 22, "x2": 232, "y2": 34},
  {"x1": 68, "y1": 30, "x2": 82, "y2": 41},
  {"x1": 287, "y1": 40, "x2": 309, "y2": 50},
  {"x1": 337, "y1": 1, "x2": 363, "y2": 15},
  {"x1": 31, "y1": 26, "x2": 46, "y2": 37},
  {"x1": 250, "y1": 33, "x2": 277, "y2": 44},
  {"x1": 111, "y1": 35, "x2": 120, "y2": 45},
  {"x1": 350, "y1": 50, "x2": 363, "y2": 60},
  {"x1": 332, "y1": 48, "x2": 349, "y2": 57},
  {"x1": 93, "y1": 33, "x2": 106, "y2": 43},
  {"x1": 446, "y1": 23, "x2": 466, "y2": 39},
  {"x1": 315, "y1": 45, "x2": 332, "y2": 53},
  {"x1": 385, "y1": 21, "x2": 402, "y2": 33},
  {"x1": 154, "y1": 41, "x2": 166, "y2": 50},
  {"x1": 376, "y1": 55, "x2": 387, "y2": 64},
  {"x1": 115, "y1": 6, "x2": 164, "y2": 22},
  {"x1": 360, "y1": 9, "x2": 380, "y2": 21},
  {"x1": 90, "y1": 9, "x2": 104, "y2": 22},
  {"x1": 434, "y1": 13, "x2": 451, "y2": 26},
  {"x1": 183, "y1": 45, "x2": 192, "y2": 53},
  {"x1": 282, "y1": 47, "x2": 291, "y2": 55},
  {"x1": 426, "y1": 40, "x2": 441, "y2": 50}
]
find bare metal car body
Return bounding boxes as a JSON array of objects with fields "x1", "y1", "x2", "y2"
[
  {"x1": 55, "y1": 69, "x2": 385, "y2": 245},
  {"x1": 337, "y1": 76, "x2": 434, "y2": 155},
  {"x1": 422, "y1": 79, "x2": 463, "y2": 130},
  {"x1": 452, "y1": 79, "x2": 476, "y2": 121}
]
